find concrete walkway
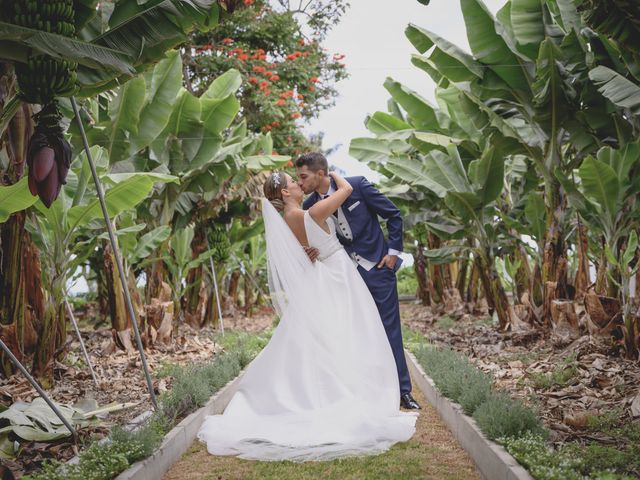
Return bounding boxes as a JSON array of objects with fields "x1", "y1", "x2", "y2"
[{"x1": 163, "y1": 385, "x2": 480, "y2": 480}]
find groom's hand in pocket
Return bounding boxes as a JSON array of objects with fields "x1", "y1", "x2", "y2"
[
  {"x1": 377, "y1": 254, "x2": 398, "y2": 270},
  {"x1": 304, "y1": 246, "x2": 320, "y2": 263}
]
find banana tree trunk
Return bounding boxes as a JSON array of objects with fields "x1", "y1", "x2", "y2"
[
  {"x1": 185, "y1": 223, "x2": 208, "y2": 327},
  {"x1": 514, "y1": 244, "x2": 532, "y2": 305},
  {"x1": 595, "y1": 246, "x2": 608, "y2": 296},
  {"x1": 541, "y1": 187, "x2": 566, "y2": 324},
  {"x1": 205, "y1": 267, "x2": 225, "y2": 327},
  {"x1": 467, "y1": 258, "x2": 480, "y2": 304},
  {"x1": 244, "y1": 275, "x2": 253, "y2": 317},
  {"x1": 31, "y1": 274, "x2": 66, "y2": 388},
  {"x1": 228, "y1": 270, "x2": 241, "y2": 306},
  {"x1": 0, "y1": 212, "x2": 41, "y2": 376},
  {"x1": 412, "y1": 242, "x2": 430, "y2": 306},
  {"x1": 476, "y1": 252, "x2": 512, "y2": 330},
  {"x1": 427, "y1": 233, "x2": 444, "y2": 303},
  {"x1": 145, "y1": 250, "x2": 168, "y2": 304},
  {"x1": 574, "y1": 222, "x2": 590, "y2": 299},
  {"x1": 104, "y1": 243, "x2": 140, "y2": 353},
  {"x1": 455, "y1": 254, "x2": 469, "y2": 301}
]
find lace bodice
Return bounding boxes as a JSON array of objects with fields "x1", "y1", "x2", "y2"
[{"x1": 304, "y1": 211, "x2": 343, "y2": 261}]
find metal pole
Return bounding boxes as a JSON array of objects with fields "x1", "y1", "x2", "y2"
[
  {"x1": 208, "y1": 249, "x2": 225, "y2": 336},
  {"x1": 64, "y1": 297, "x2": 99, "y2": 387},
  {"x1": 70, "y1": 97, "x2": 158, "y2": 409},
  {"x1": 0, "y1": 338, "x2": 77, "y2": 440}
]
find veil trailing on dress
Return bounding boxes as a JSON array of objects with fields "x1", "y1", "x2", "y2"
[{"x1": 261, "y1": 198, "x2": 313, "y2": 318}]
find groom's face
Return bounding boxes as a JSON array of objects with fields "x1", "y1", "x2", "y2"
[{"x1": 296, "y1": 165, "x2": 324, "y2": 194}]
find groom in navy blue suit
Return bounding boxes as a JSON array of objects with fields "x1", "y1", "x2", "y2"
[{"x1": 296, "y1": 153, "x2": 420, "y2": 410}]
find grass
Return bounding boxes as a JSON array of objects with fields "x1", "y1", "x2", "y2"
[
  {"x1": 165, "y1": 387, "x2": 480, "y2": 480},
  {"x1": 529, "y1": 355, "x2": 579, "y2": 390},
  {"x1": 435, "y1": 315, "x2": 456, "y2": 330}
]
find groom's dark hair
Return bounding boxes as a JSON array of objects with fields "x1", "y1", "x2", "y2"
[{"x1": 295, "y1": 152, "x2": 328, "y2": 175}]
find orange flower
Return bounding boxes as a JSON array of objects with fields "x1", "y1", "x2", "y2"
[
  {"x1": 291, "y1": 112, "x2": 302, "y2": 119},
  {"x1": 310, "y1": 77, "x2": 318, "y2": 83},
  {"x1": 265, "y1": 71, "x2": 273, "y2": 76},
  {"x1": 264, "y1": 91, "x2": 270, "y2": 96},
  {"x1": 297, "y1": 94, "x2": 304, "y2": 100},
  {"x1": 244, "y1": 0, "x2": 254, "y2": 5},
  {"x1": 271, "y1": 121, "x2": 280, "y2": 127},
  {"x1": 309, "y1": 86, "x2": 316, "y2": 91},
  {"x1": 238, "y1": 54, "x2": 249, "y2": 61},
  {"x1": 253, "y1": 66, "x2": 265, "y2": 73},
  {"x1": 248, "y1": 76, "x2": 258, "y2": 84},
  {"x1": 222, "y1": 38, "x2": 233, "y2": 45},
  {"x1": 276, "y1": 99, "x2": 286, "y2": 106},
  {"x1": 264, "y1": 125, "x2": 272, "y2": 131},
  {"x1": 270, "y1": 75, "x2": 280, "y2": 81}
]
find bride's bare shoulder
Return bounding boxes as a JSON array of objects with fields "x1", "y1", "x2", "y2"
[{"x1": 283, "y1": 209, "x2": 308, "y2": 244}]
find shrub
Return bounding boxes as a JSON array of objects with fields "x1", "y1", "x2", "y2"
[
  {"x1": 473, "y1": 391, "x2": 546, "y2": 440},
  {"x1": 458, "y1": 371, "x2": 493, "y2": 415}
]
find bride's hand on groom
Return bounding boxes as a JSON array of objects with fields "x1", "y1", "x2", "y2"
[{"x1": 304, "y1": 246, "x2": 320, "y2": 262}]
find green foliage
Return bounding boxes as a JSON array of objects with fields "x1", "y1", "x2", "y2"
[
  {"x1": 25, "y1": 331, "x2": 266, "y2": 479},
  {"x1": 435, "y1": 315, "x2": 456, "y2": 331},
  {"x1": 410, "y1": 339, "x2": 544, "y2": 440},
  {"x1": 529, "y1": 356, "x2": 578, "y2": 390},
  {"x1": 412, "y1": 344, "x2": 492, "y2": 414},
  {"x1": 502, "y1": 433, "x2": 639, "y2": 480},
  {"x1": 473, "y1": 391, "x2": 546, "y2": 441},
  {"x1": 396, "y1": 267, "x2": 418, "y2": 296},
  {"x1": 159, "y1": 351, "x2": 243, "y2": 423},
  {"x1": 188, "y1": 0, "x2": 348, "y2": 155}
]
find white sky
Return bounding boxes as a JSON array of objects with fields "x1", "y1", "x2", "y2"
[{"x1": 307, "y1": 0, "x2": 505, "y2": 178}]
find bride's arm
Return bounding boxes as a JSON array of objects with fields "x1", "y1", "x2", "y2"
[{"x1": 309, "y1": 172, "x2": 353, "y2": 224}]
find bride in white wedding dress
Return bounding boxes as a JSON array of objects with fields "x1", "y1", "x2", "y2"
[{"x1": 197, "y1": 171, "x2": 417, "y2": 461}]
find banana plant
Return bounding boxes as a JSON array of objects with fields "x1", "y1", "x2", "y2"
[
  {"x1": 0, "y1": 0, "x2": 221, "y2": 98},
  {"x1": 162, "y1": 224, "x2": 216, "y2": 326},
  {"x1": 24, "y1": 146, "x2": 176, "y2": 383}
]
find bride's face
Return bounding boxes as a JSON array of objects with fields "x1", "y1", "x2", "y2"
[{"x1": 283, "y1": 174, "x2": 303, "y2": 203}]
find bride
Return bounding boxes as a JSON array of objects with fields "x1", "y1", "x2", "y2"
[{"x1": 197, "y1": 170, "x2": 417, "y2": 462}]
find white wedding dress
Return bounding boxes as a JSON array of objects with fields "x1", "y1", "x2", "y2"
[{"x1": 197, "y1": 205, "x2": 417, "y2": 461}]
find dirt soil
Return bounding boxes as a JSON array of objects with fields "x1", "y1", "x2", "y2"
[
  {"x1": 401, "y1": 302, "x2": 640, "y2": 447},
  {"x1": 0, "y1": 306, "x2": 274, "y2": 477}
]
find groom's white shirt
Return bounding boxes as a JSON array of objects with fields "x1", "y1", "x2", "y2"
[{"x1": 322, "y1": 185, "x2": 400, "y2": 272}]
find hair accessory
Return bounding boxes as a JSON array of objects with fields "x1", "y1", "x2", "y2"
[{"x1": 271, "y1": 172, "x2": 281, "y2": 187}]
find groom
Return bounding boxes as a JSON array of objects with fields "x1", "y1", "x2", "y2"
[{"x1": 296, "y1": 152, "x2": 420, "y2": 410}]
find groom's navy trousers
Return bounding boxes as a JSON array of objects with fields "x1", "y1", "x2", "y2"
[{"x1": 303, "y1": 176, "x2": 412, "y2": 395}]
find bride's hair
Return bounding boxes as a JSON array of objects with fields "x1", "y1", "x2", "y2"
[{"x1": 263, "y1": 171, "x2": 286, "y2": 212}]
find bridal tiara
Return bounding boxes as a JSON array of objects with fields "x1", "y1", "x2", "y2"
[{"x1": 271, "y1": 172, "x2": 281, "y2": 187}]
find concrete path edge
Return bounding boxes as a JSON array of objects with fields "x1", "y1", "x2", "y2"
[
  {"x1": 405, "y1": 350, "x2": 533, "y2": 480},
  {"x1": 114, "y1": 371, "x2": 245, "y2": 480}
]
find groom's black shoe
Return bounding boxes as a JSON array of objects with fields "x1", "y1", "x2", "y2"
[{"x1": 400, "y1": 392, "x2": 421, "y2": 410}]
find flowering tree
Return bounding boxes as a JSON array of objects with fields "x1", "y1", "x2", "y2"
[{"x1": 185, "y1": 0, "x2": 348, "y2": 156}]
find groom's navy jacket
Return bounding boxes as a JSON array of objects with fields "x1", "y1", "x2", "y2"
[{"x1": 302, "y1": 176, "x2": 403, "y2": 263}]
